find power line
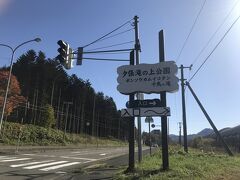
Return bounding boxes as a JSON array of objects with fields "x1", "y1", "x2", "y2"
[
  {"x1": 189, "y1": 13, "x2": 240, "y2": 82},
  {"x1": 83, "y1": 18, "x2": 133, "y2": 48},
  {"x1": 96, "y1": 28, "x2": 134, "y2": 43},
  {"x1": 87, "y1": 41, "x2": 134, "y2": 51},
  {"x1": 176, "y1": 0, "x2": 207, "y2": 63},
  {"x1": 191, "y1": 0, "x2": 240, "y2": 66},
  {"x1": 83, "y1": 57, "x2": 129, "y2": 62}
]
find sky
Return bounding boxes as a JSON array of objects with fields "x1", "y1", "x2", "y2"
[{"x1": 0, "y1": 0, "x2": 240, "y2": 135}]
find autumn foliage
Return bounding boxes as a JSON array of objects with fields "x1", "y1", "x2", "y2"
[{"x1": 0, "y1": 70, "x2": 25, "y2": 115}]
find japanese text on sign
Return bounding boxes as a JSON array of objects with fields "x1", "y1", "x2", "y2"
[{"x1": 117, "y1": 61, "x2": 179, "y2": 94}]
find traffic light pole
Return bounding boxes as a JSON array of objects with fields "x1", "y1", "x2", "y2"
[
  {"x1": 159, "y1": 30, "x2": 169, "y2": 170},
  {"x1": 179, "y1": 64, "x2": 192, "y2": 153}
]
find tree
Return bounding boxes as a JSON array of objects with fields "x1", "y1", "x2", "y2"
[
  {"x1": 0, "y1": 70, "x2": 25, "y2": 116},
  {"x1": 40, "y1": 104, "x2": 55, "y2": 128}
]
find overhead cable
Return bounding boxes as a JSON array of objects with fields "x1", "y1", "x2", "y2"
[
  {"x1": 191, "y1": 0, "x2": 240, "y2": 66},
  {"x1": 87, "y1": 41, "x2": 134, "y2": 51},
  {"x1": 176, "y1": 0, "x2": 207, "y2": 63},
  {"x1": 83, "y1": 19, "x2": 133, "y2": 48},
  {"x1": 96, "y1": 28, "x2": 134, "y2": 43},
  {"x1": 188, "y1": 13, "x2": 240, "y2": 82}
]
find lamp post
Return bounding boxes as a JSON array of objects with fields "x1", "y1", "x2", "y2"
[{"x1": 0, "y1": 38, "x2": 41, "y2": 134}]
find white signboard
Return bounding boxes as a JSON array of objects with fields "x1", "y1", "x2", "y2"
[
  {"x1": 121, "y1": 107, "x2": 170, "y2": 117},
  {"x1": 117, "y1": 61, "x2": 179, "y2": 95}
]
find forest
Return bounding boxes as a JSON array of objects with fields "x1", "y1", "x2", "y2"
[{"x1": 0, "y1": 50, "x2": 129, "y2": 141}]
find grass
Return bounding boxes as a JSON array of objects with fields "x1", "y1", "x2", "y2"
[
  {"x1": 0, "y1": 121, "x2": 127, "y2": 147},
  {"x1": 116, "y1": 146, "x2": 240, "y2": 180}
]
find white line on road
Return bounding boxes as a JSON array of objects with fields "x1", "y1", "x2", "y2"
[
  {"x1": 60, "y1": 156, "x2": 97, "y2": 161},
  {"x1": 1, "y1": 158, "x2": 32, "y2": 162},
  {"x1": 0, "y1": 157, "x2": 17, "y2": 160},
  {"x1": 40, "y1": 162, "x2": 81, "y2": 171},
  {"x1": 22, "y1": 154, "x2": 56, "y2": 158},
  {"x1": 99, "y1": 153, "x2": 106, "y2": 156},
  {"x1": 10, "y1": 160, "x2": 54, "y2": 167},
  {"x1": 23, "y1": 161, "x2": 68, "y2": 169}
]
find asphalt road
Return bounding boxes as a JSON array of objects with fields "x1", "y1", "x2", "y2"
[{"x1": 0, "y1": 146, "x2": 134, "y2": 180}]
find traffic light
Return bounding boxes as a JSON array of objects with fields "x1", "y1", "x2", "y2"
[
  {"x1": 77, "y1": 47, "x2": 83, "y2": 65},
  {"x1": 66, "y1": 48, "x2": 74, "y2": 69},
  {"x1": 56, "y1": 40, "x2": 68, "y2": 64},
  {"x1": 56, "y1": 40, "x2": 73, "y2": 69}
]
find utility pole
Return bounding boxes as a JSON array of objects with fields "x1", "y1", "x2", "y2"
[
  {"x1": 179, "y1": 64, "x2": 192, "y2": 153},
  {"x1": 127, "y1": 50, "x2": 135, "y2": 172},
  {"x1": 148, "y1": 120, "x2": 152, "y2": 155},
  {"x1": 178, "y1": 122, "x2": 182, "y2": 145},
  {"x1": 186, "y1": 81, "x2": 233, "y2": 156},
  {"x1": 159, "y1": 30, "x2": 169, "y2": 170},
  {"x1": 134, "y1": 15, "x2": 142, "y2": 163},
  {"x1": 63, "y1": 101, "x2": 73, "y2": 140},
  {"x1": 92, "y1": 95, "x2": 96, "y2": 136}
]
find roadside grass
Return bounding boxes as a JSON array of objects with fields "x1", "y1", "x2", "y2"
[
  {"x1": 0, "y1": 122, "x2": 127, "y2": 147},
  {"x1": 116, "y1": 146, "x2": 240, "y2": 180}
]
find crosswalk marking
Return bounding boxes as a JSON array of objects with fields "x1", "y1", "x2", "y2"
[
  {"x1": 40, "y1": 162, "x2": 81, "y2": 171},
  {"x1": 60, "y1": 156, "x2": 97, "y2": 161},
  {"x1": 0, "y1": 158, "x2": 32, "y2": 162},
  {"x1": 0, "y1": 157, "x2": 17, "y2": 160},
  {"x1": 10, "y1": 160, "x2": 54, "y2": 168},
  {"x1": 23, "y1": 161, "x2": 68, "y2": 169}
]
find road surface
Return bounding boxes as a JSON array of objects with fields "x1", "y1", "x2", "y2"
[{"x1": 0, "y1": 146, "x2": 133, "y2": 180}]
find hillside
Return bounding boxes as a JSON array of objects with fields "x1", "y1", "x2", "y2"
[
  {"x1": 208, "y1": 125, "x2": 240, "y2": 137},
  {"x1": 169, "y1": 128, "x2": 214, "y2": 142}
]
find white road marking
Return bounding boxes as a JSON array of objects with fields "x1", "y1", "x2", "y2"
[
  {"x1": 40, "y1": 162, "x2": 81, "y2": 171},
  {"x1": 1, "y1": 158, "x2": 32, "y2": 162},
  {"x1": 23, "y1": 161, "x2": 68, "y2": 169},
  {"x1": 60, "y1": 156, "x2": 97, "y2": 161},
  {"x1": 55, "y1": 171, "x2": 67, "y2": 174},
  {"x1": 0, "y1": 157, "x2": 17, "y2": 160},
  {"x1": 100, "y1": 153, "x2": 106, "y2": 156},
  {"x1": 22, "y1": 154, "x2": 56, "y2": 158},
  {"x1": 10, "y1": 160, "x2": 54, "y2": 167}
]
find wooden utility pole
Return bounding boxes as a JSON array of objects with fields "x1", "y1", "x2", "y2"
[
  {"x1": 186, "y1": 82, "x2": 233, "y2": 156},
  {"x1": 159, "y1": 30, "x2": 169, "y2": 170},
  {"x1": 179, "y1": 64, "x2": 192, "y2": 152},
  {"x1": 127, "y1": 50, "x2": 135, "y2": 172}
]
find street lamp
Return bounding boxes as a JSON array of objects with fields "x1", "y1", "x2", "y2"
[{"x1": 0, "y1": 38, "x2": 41, "y2": 134}]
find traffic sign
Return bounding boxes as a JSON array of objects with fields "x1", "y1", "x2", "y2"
[
  {"x1": 121, "y1": 107, "x2": 170, "y2": 117},
  {"x1": 126, "y1": 99, "x2": 162, "y2": 108},
  {"x1": 117, "y1": 61, "x2": 179, "y2": 94},
  {"x1": 145, "y1": 116, "x2": 154, "y2": 123}
]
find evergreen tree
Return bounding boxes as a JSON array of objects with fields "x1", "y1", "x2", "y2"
[{"x1": 40, "y1": 104, "x2": 55, "y2": 128}]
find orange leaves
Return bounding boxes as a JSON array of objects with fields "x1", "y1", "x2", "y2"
[{"x1": 0, "y1": 70, "x2": 25, "y2": 115}]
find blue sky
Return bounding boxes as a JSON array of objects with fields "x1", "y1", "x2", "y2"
[{"x1": 0, "y1": 0, "x2": 240, "y2": 135}]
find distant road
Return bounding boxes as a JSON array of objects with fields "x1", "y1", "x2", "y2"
[{"x1": 0, "y1": 146, "x2": 133, "y2": 180}]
